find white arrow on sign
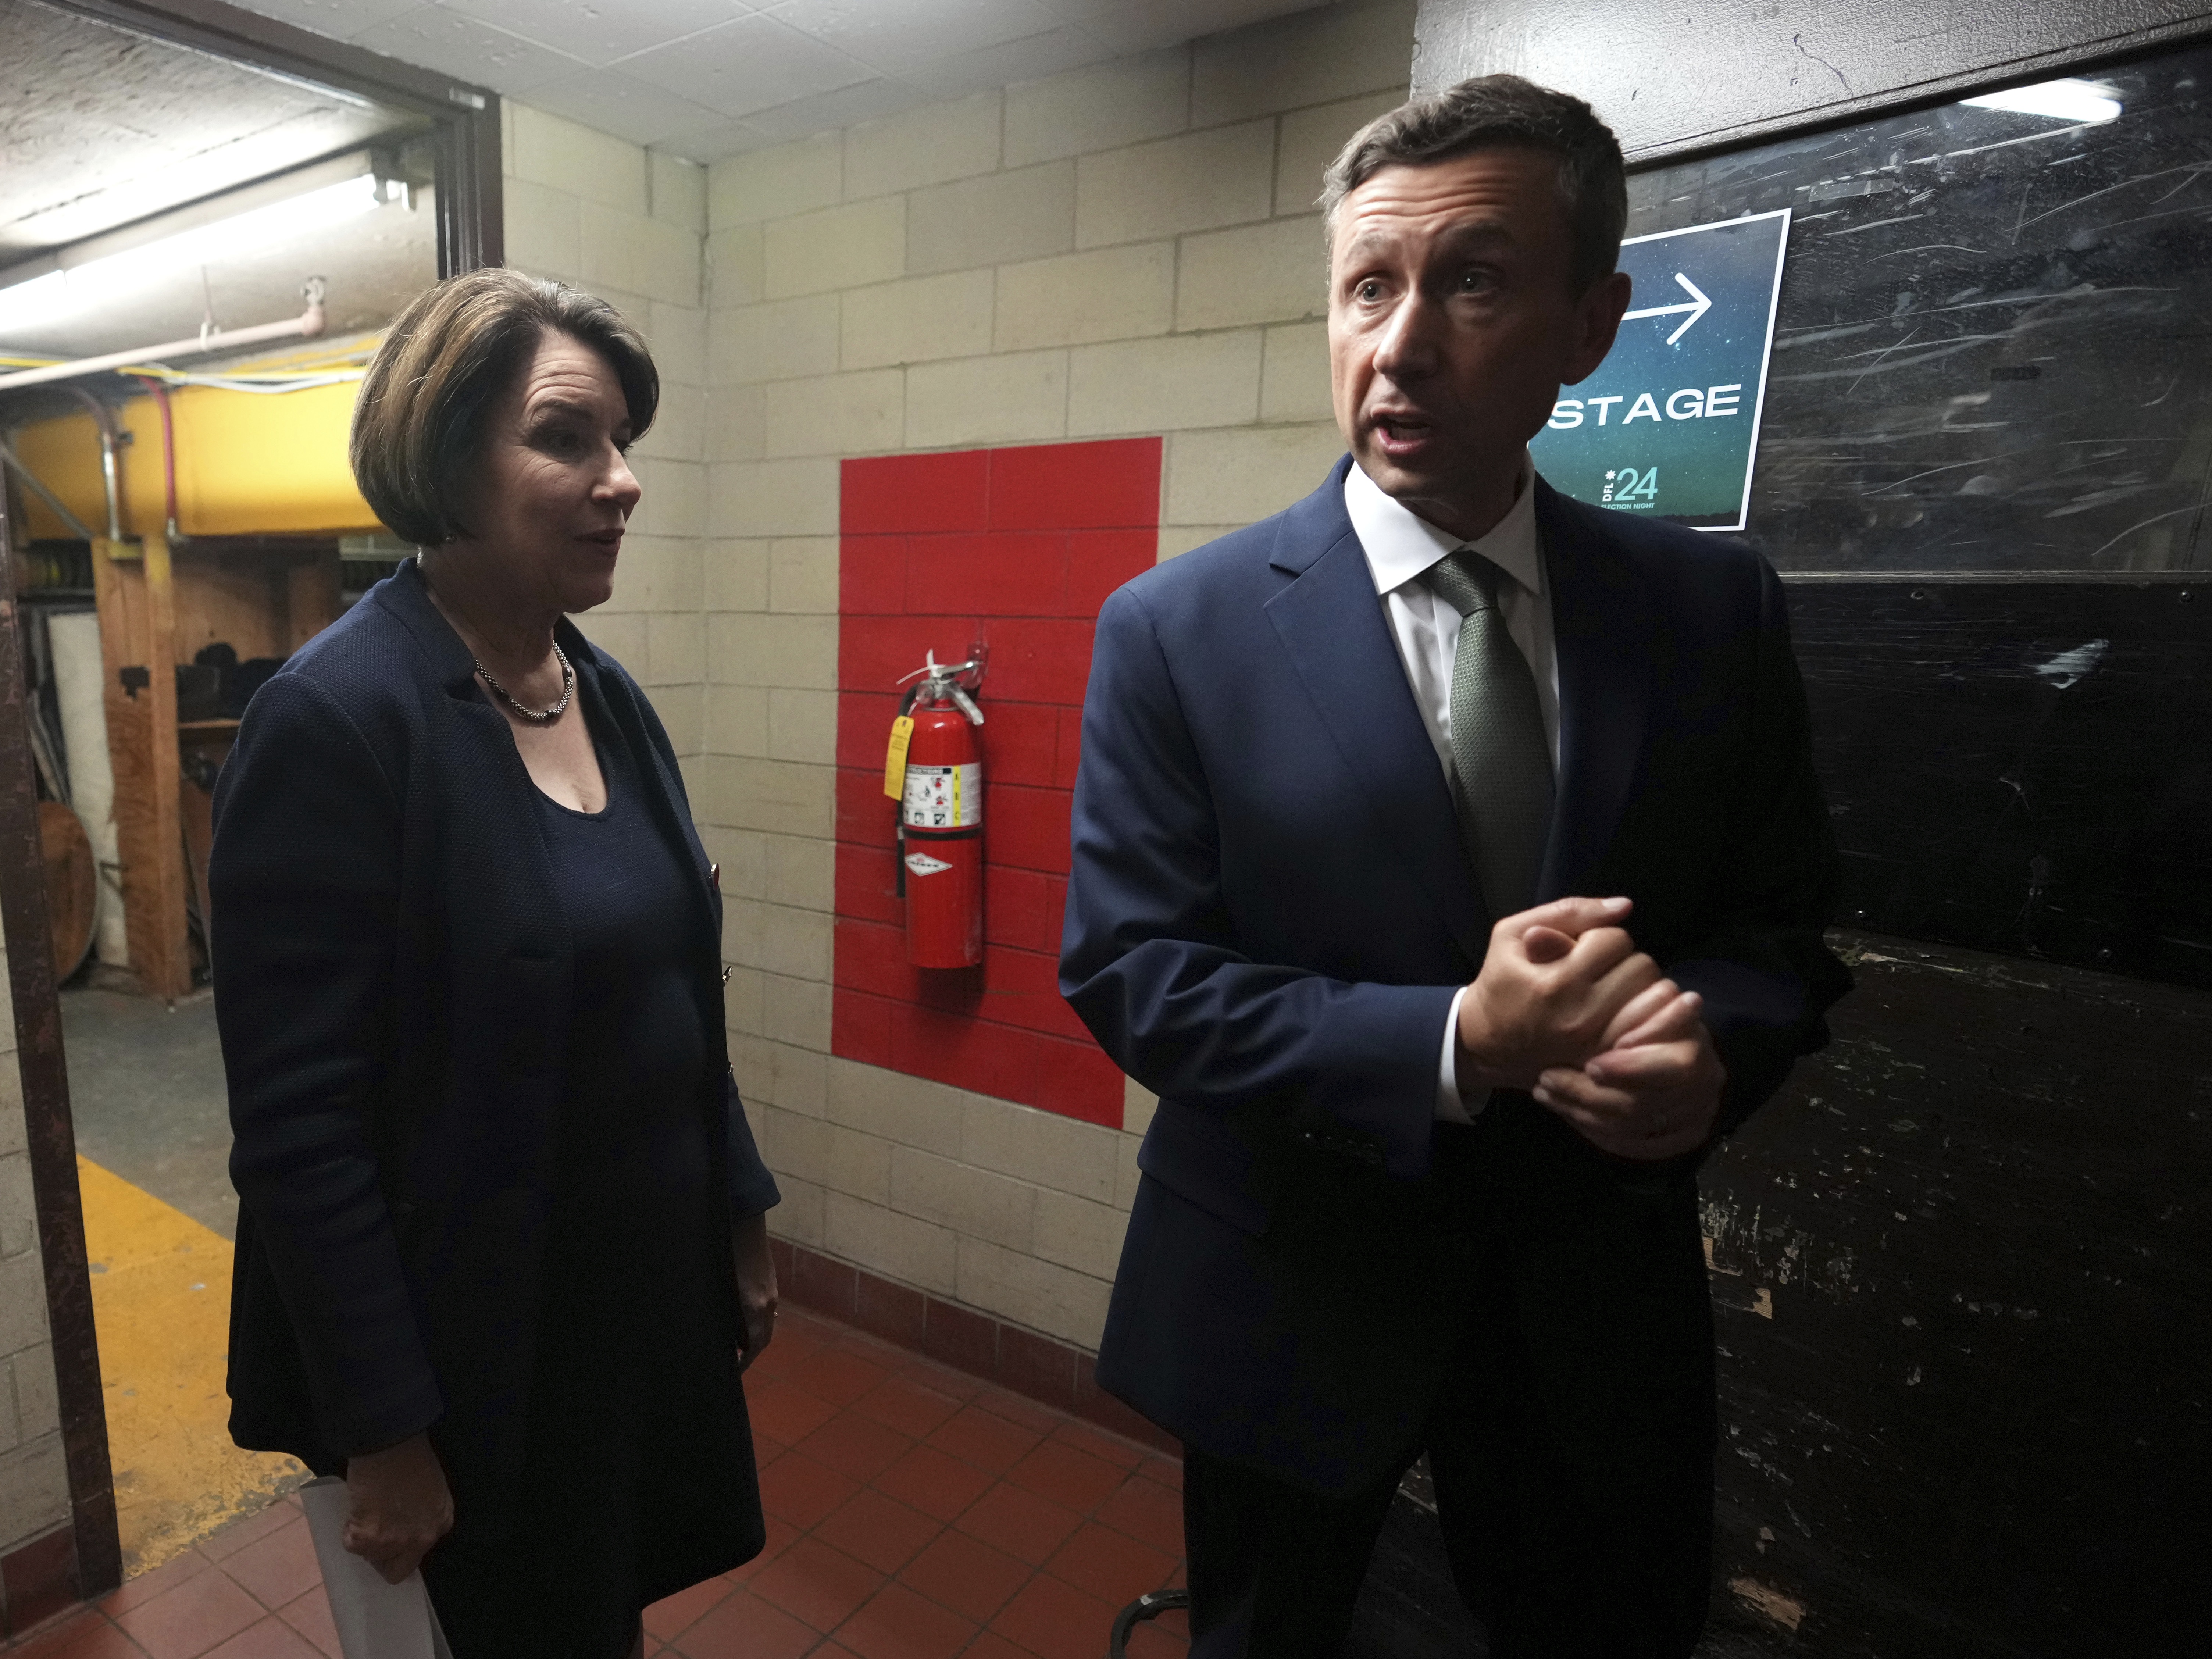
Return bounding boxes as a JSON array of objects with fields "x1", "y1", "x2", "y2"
[{"x1": 1623, "y1": 271, "x2": 1712, "y2": 345}]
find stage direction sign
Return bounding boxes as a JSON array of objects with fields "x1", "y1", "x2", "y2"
[{"x1": 1530, "y1": 208, "x2": 1791, "y2": 532}]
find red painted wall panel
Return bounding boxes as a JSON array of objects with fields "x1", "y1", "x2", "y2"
[{"x1": 833, "y1": 438, "x2": 1162, "y2": 1127}]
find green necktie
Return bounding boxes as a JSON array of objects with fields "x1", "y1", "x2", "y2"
[{"x1": 1424, "y1": 549, "x2": 1554, "y2": 918}]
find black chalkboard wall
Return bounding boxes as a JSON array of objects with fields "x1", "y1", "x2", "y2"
[
  {"x1": 1626, "y1": 54, "x2": 2212, "y2": 981},
  {"x1": 1674, "y1": 53, "x2": 2212, "y2": 579},
  {"x1": 1384, "y1": 6, "x2": 2212, "y2": 1656}
]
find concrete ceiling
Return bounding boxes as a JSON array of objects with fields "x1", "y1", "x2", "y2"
[
  {"x1": 0, "y1": 0, "x2": 436, "y2": 365},
  {"x1": 222, "y1": 0, "x2": 1341, "y2": 159},
  {"x1": 0, "y1": 0, "x2": 424, "y2": 260}
]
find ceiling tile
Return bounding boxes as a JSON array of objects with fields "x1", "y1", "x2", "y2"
[
  {"x1": 897, "y1": 24, "x2": 1115, "y2": 102},
  {"x1": 219, "y1": 0, "x2": 426, "y2": 42},
  {"x1": 654, "y1": 118, "x2": 781, "y2": 164},
  {"x1": 740, "y1": 75, "x2": 930, "y2": 139},
  {"x1": 768, "y1": 0, "x2": 1062, "y2": 76},
  {"x1": 1050, "y1": 0, "x2": 1326, "y2": 55},
  {"x1": 617, "y1": 12, "x2": 873, "y2": 118},
  {"x1": 435, "y1": 0, "x2": 757, "y2": 68},
  {"x1": 513, "y1": 67, "x2": 729, "y2": 146},
  {"x1": 348, "y1": 5, "x2": 583, "y2": 95}
]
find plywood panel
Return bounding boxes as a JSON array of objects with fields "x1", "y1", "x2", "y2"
[
  {"x1": 178, "y1": 732, "x2": 231, "y2": 959},
  {"x1": 171, "y1": 548, "x2": 288, "y2": 664},
  {"x1": 94, "y1": 535, "x2": 190, "y2": 1002},
  {"x1": 284, "y1": 552, "x2": 342, "y2": 652}
]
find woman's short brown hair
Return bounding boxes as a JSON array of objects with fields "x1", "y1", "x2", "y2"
[{"x1": 351, "y1": 268, "x2": 658, "y2": 546}]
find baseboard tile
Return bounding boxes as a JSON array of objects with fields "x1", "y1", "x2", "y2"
[{"x1": 767, "y1": 1237, "x2": 1175, "y2": 1457}]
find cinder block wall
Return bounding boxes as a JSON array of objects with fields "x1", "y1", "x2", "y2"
[
  {"x1": 500, "y1": 101, "x2": 715, "y2": 763},
  {"x1": 0, "y1": 933, "x2": 68, "y2": 1558},
  {"x1": 698, "y1": 1, "x2": 1416, "y2": 1351}
]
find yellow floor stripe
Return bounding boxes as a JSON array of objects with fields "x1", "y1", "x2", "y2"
[{"x1": 78, "y1": 1156, "x2": 307, "y2": 1576}]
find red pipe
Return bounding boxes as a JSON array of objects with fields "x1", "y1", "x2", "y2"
[{"x1": 132, "y1": 375, "x2": 180, "y2": 543}]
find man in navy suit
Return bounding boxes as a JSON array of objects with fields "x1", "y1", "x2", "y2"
[{"x1": 1060, "y1": 76, "x2": 1849, "y2": 1658}]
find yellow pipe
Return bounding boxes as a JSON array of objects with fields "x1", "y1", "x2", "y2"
[
  {"x1": 10, "y1": 368, "x2": 383, "y2": 539},
  {"x1": 13, "y1": 382, "x2": 381, "y2": 538}
]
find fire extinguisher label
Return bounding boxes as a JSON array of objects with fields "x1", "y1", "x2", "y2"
[
  {"x1": 904, "y1": 851, "x2": 953, "y2": 877},
  {"x1": 902, "y1": 763, "x2": 982, "y2": 828},
  {"x1": 882, "y1": 714, "x2": 915, "y2": 802}
]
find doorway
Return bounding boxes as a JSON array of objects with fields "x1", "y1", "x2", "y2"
[{"x1": 0, "y1": 0, "x2": 497, "y2": 1602}]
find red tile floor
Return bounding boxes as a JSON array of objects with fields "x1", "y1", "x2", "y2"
[{"x1": 2, "y1": 1309, "x2": 1191, "y2": 1659}]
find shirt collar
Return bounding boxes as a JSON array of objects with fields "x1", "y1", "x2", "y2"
[{"x1": 1345, "y1": 453, "x2": 1543, "y2": 600}]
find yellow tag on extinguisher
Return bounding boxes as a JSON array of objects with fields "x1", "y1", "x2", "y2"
[{"x1": 882, "y1": 715, "x2": 915, "y2": 801}]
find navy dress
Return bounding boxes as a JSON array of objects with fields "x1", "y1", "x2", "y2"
[{"x1": 420, "y1": 692, "x2": 764, "y2": 1657}]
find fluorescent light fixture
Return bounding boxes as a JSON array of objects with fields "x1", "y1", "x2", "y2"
[
  {"x1": 1962, "y1": 78, "x2": 2122, "y2": 124},
  {"x1": 0, "y1": 171, "x2": 382, "y2": 334},
  {"x1": 0, "y1": 271, "x2": 67, "y2": 319}
]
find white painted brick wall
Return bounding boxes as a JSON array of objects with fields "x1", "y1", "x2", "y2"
[
  {"x1": 1074, "y1": 122, "x2": 1277, "y2": 249},
  {"x1": 1176, "y1": 215, "x2": 1331, "y2": 332},
  {"x1": 1276, "y1": 90, "x2": 1408, "y2": 216},
  {"x1": 1002, "y1": 49, "x2": 1190, "y2": 168},
  {"x1": 1191, "y1": 0, "x2": 1420, "y2": 127},
  {"x1": 905, "y1": 351, "x2": 1069, "y2": 450},
  {"x1": 842, "y1": 272, "x2": 996, "y2": 369},
  {"x1": 906, "y1": 164, "x2": 1077, "y2": 276},
  {"x1": 995, "y1": 245, "x2": 1175, "y2": 353},
  {"x1": 505, "y1": 104, "x2": 713, "y2": 772},
  {"x1": 764, "y1": 198, "x2": 907, "y2": 299},
  {"x1": 0, "y1": 923, "x2": 70, "y2": 1554},
  {"x1": 691, "y1": 0, "x2": 1415, "y2": 1355},
  {"x1": 844, "y1": 93, "x2": 1003, "y2": 201},
  {"x1": 1067, "y1": 332, "x2": 1266, "y2": 436}
]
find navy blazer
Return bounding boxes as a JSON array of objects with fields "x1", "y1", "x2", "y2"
[
  {"x1": 211, "y1": 560, "x2": 776, "y2": 1507},
  {"x1": 1062, "y1": 458, "x2": 1848, "y2": 1491}
]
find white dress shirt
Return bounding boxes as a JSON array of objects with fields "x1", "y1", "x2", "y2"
[{"x1": 1342, "y1": 457, "x2": 1561, "y2": 1124}]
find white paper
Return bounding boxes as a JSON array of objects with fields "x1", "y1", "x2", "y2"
[{"x1": 298, "y1": 1477, "x2": 454, "y2": 1659}]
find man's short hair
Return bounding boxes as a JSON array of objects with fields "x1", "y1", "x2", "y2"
[
  {"x1": 1319, "y1": 74, "x2": 1628, "y2": 293},
  {"x1": 351, "y1": 268, "x2": 658, "y2": 546}
]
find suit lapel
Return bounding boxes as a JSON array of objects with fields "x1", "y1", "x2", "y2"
[
  {"x1": 1536, "y1": 481, "x2": 1651, "y2": 899},
  {"x1": 377, "y1": 560, "x2": 553, "y2": 811},
  {"x1": 1264, "y1": 462, "x2": 1489, "y2": 968}
]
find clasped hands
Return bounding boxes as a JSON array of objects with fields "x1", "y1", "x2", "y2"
[{"x1": 1456, "y1": 895, "x2": 1725, "y2": 1160}]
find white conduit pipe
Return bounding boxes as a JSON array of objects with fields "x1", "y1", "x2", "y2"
[{"x1": 0, "y1": 279, "x2": 327, "y2": 393}]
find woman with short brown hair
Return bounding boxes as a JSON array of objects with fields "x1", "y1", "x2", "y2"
[{"x1": 213, "y1": 268, "x2": 778, "y2": 1658}]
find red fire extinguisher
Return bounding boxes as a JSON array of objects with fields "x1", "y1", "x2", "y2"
[{"x1": 885, "y1": 648, "x2": 987, "y2": 968}]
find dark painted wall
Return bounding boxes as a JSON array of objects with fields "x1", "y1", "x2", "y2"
[
  {"x1": 1399, "y1": 4, "x2": 2212, "y2": 1652},
  {"x1": 1414, "y1": 0, "x2": 2212, "y2": 161},
  {"x1": 1700, "y1": 930, "x2": 2208, "y2": 1654}
]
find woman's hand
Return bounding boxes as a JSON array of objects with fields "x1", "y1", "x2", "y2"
[
  {"x1": 343, "y1": 1432, "x2": 454, "y2": 1584},
  {"x1": 733, "y1": 1211, "x2": 779, "y2": 1373}
]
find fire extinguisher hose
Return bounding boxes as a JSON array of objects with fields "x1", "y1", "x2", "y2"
[{"x1": 893, "y1": 681, "x2": 921, "y2": 900}]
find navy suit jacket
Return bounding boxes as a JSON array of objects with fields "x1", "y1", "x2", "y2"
[
  {"x1": 211, "y1": 560, "x2": 776, "y2": 1515},
  {"x1": 1061, "y1": 457, "x2": 1848, "y2": 1492}
]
